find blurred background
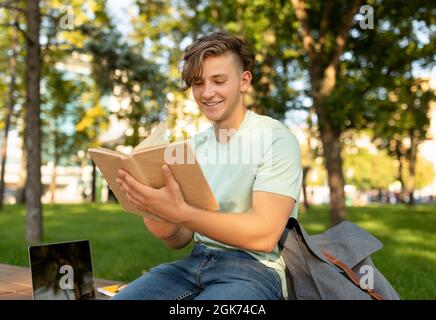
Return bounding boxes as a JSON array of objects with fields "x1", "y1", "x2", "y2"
[{"x1": 0, "y1": 0, "x2": 435, "y2": 298}]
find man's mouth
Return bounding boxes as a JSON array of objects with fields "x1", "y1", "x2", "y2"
[{"x1": 203, "y1": 101, "x2": 223, "y2": 107}]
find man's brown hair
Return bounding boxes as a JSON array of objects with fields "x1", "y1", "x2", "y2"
[{"x1": 180, "y1": 31, "x2": 255, "y2": 91}]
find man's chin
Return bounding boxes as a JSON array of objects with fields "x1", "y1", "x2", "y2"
[{"x1": 201, "y1": 108, "x2": 224, "y2": 122}]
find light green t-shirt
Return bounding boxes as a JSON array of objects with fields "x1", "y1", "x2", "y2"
[{"x1": 188, "y1": 110, "x2": 303, "y2": 299}]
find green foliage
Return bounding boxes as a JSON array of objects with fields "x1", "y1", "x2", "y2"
[
  {"x1": 0, "y1": 4, "x2": 26, "y2": 136},
  {"x1": 406, "y1": 156, "x2": 436, "y2": 190},
  {"x1": 40, "y1": 68, "x2": 91, "y2": 165},
  {"x1": 79, "y1": 24, "x2": 168, "y2": 146},
  {"x1": 343, "y1": 146, "x2": 396, "y2": 190},
  {"x1": 325, "y1": 0, "x2": 434, "y2": 133},
  {"x1": 134, "y1": 0, "x2": 302, "y2": 119}
]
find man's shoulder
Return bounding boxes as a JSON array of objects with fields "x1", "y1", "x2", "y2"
[{"x1": 247, "y1": 110, "x2": 296, "y2": 140}]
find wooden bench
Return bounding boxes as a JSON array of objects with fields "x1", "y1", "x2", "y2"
[{"x1": 0, "y1": 263, "x2": 122, "y2": 300}]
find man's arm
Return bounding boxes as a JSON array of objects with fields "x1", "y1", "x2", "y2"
[
  {"x1": 162, "y1": 227, "x2": 193, "y2": 249},
  {"x1": 118, "y1": 167, "x2": 295, "y2": 252},
  {"x1": 179, "y1": 191, "x2": 295, "y2": 253},
  {"x1": 142, "y1": 216, "x2": 193, "y2": 250}
]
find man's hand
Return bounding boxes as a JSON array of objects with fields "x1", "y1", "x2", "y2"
[
  {"x1": 115, "y1": 165, "x2": 190, "y2": 223},
  {"x1": 142, "y1": 215, "x2": 180, "y2": 240}
]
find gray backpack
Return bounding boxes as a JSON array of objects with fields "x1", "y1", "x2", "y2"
[{"x1": 279, "y1": 218, "x2": 400, "y2": 300}]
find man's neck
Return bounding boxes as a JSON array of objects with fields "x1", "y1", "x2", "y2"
[{"x1": 213, "y1": 106, "x2": 247, "y2": 144}]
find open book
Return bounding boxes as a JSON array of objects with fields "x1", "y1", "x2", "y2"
[{"x1": 88, "y1": 123, "x2": 219, "y2": 219}]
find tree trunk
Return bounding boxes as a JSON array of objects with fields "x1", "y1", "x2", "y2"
[
  {"x1": 15, "y1": 140, "x2": 27, "y2": 204},
  {"x1": 316, "y1": 107, "x2": 347, "y2": 225},
  {"x1": 395, "y1": 142, "x2": 406, "y2": 203},
  {"x1": 49, "y1": 160, "x2": 57, "y2": 204},
  {"x1": 311, "y1": 73, "x2": 347, "y2": 226},
  {"x1": 301, "y1": 166, "x2": 310, "y2": 212},
  {"x1": 25, "y1": 0, "x2": 43, "y2": 244},
  {"x1": 91, "y1": 160, "x2": 96, "y2": 202},
  {"x1": 290, "y1": 0, "x2": 361, "y2": 225},
  {"x1": 0, "y1": 21, "x2": 18, "y2": 210},
  {"x1": 49, "y1": 131, "x2": 58, "y2": 204},
  {"x1": 407, "y1": 131, "x2": 419, "y2": 206}
]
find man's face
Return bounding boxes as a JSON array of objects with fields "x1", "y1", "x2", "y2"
[{"x1": 191, "y1": 52, "x2": 251, "y2": 124}]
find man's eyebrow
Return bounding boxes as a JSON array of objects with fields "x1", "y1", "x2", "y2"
[
  {"x1": 194, "y1": 74, "x2": 228, "y2": 82},
  {"x1": 210, "y1": 74, "x2": 228, "y2": 78}
]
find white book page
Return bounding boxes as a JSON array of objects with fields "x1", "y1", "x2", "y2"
[{"x1": 132, "y1": 122, "x2": 170, "y2": 153}]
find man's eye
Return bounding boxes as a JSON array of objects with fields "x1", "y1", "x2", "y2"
[{"x1": 215, "y1": 81, "x2": 226, "y2": 84}]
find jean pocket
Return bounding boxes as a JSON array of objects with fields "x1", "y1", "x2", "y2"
[{"x1": 263, "y1": 267, "x2": 284, "y2": 300}]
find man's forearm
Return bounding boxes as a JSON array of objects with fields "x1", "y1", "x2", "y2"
[
  {"x1": 179, "y1": 205, "x2": 280, "y2": 253},
  {"x1": 162, "y1": 227, "x2": 193, "y2": 249}
]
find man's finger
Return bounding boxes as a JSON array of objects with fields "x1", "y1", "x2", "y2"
[
  {"x1": 126, "y1": 190, "x2": 146, "y2": 210},
  {"x1": 162, "y1": 165, "x2": 180, "y2": 192},
  {"x1": 119, "y1": 170, "x2": 154, "y2": 196}
]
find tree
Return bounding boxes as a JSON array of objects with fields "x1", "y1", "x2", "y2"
[
  {"x1": 371, "y1": 79, "x2": 434, "y2": 204},
  {"x1": 414, "y1": 156, "x2": 436, "y2": 191},
  {"x1": 343, "y1": 144, "x2": 396, "y2": 191},
  {"x1": 41, "y1": 69, "x2": 84, "y2": 203},
  {"x1": 0, "y1": 0, "x2": 121, "y2": 241},
  {"x1": 134, "y1": 0, "x2": 302, "y2": 118},
  {"x1": 328, "y1": 0, "x2": 435, "y2": 205},
  {"x1": 0, "y1": 1, "x2": 19, "y2": 209},
  {"x1": 24, "y1": 0, "x2": 43, "y2": 244},
  {"x1": 74, "y1": 91, "x2": 109, "y2": 202},
  {"x1": 290, "y1": 0, "x2": 361, "y2": 225}
]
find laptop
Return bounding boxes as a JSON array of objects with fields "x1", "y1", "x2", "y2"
[{"x1": 28, "y1": 240, "x2": 96, "y2": 300}]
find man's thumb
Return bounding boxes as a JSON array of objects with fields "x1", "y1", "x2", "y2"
[{"x1": 162, "y1": 165, "x2": 177, "y2": 188}]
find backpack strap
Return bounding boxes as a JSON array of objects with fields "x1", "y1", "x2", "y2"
[{"x1": 321, "y1": 249, "x2": 385, "y2": 300}]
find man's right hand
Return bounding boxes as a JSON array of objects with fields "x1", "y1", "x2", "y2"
[
  {"x1": 143, "y1": 216, "x2": 180, "y2": 240},
  {"x1": 143, "y1": 215, "x2": 194, "y2": 249}
]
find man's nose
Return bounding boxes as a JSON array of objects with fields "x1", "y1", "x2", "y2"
[{"x1": 202, "y1": 83, "x2": 215, "y2": 99}]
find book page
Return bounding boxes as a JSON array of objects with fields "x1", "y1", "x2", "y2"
[
  {"x1": 94, "y1": 147, "x2": 127, "y2": 157},
  {"x1": 132, "y1": 122, "x2": 170, "y2": 153}
]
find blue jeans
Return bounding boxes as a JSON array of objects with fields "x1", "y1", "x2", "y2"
[{"x1": 111, "y1": 244, "x2": 283, "y2": 300}]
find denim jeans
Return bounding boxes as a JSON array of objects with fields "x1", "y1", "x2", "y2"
[{"x1": 111, "y1": 244, "x2": 283, "y2": 300}]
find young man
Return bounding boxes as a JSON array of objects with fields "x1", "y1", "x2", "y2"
[{"x1": 113, "y1": 31, "x2": 302, "y2": 300}]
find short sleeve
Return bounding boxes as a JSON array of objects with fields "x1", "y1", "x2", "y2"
[{"x1": 252, "y1": 127, "x2": 302, "y2": 214}]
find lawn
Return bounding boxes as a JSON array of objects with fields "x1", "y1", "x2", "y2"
[{"x1": 0, "y1": 203, "x2": 435, "y2": 299}]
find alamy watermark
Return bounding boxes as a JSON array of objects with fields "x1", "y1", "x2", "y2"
[
  {"x1": 59, "y1": 264, "x2": 74, "y2": 290},
  {"x1": 359, "y1": 5, "x2": 374, "y2": 30},
  {"x1": 359, "y1": 265, "x2": 375, "y2": 290},
  {"x1": 59, "y1": 6, "x2": 74, "y2": 30},
  {"x1": 164, "y1": 128, "x2": 274, "y2": 175}
]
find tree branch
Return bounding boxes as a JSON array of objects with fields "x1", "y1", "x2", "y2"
[
  {"x1": 290, "y1": 0, "x2": 315, "y2": 60},
  {"x1": 319, "y1": 0, "x2": 334, "y2": 51},
  {"x1": 329, "y1": 0, "x2": 361, "y2": 70},
  {"x1": 0, "y1": 2, "x2": 25, "y2": 14},
  {"x1": 0, "y1": 20, "x2": 31, "y2": 42}
]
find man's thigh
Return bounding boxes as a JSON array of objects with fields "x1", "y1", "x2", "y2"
[
  {"x1": 111, "y1": 261, "x2": 199, "y2": 300},
  {"x1": 195, "y1": 250, "x2": 283, "y2": 300}
]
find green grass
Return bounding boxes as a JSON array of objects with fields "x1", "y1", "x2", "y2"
[
  {"x1": 299, "y1": 204, "x2": 436, "y2": 299},
  {"x1": 0, "y1": 203, "x2": 435, "y2": 299},
  {"x1": 0, "y1": 204, "x2": 192, "y2": 282}
]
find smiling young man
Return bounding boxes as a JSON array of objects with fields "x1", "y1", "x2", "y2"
[{"x1": 113, "y1": 31, "x2": 302, "y2": 300}]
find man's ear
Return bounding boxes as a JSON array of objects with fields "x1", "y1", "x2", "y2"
[{"x1": 240, "y1": 70, "x2": 252, "y2": 93}]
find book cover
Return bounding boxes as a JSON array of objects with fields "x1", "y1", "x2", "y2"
[{"x1": 88, "y1": 123, "x2": 219, "y2": 218}]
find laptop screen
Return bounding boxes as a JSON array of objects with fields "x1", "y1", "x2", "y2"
[{"x1": 28, "y1": 240, "x2": 95, "y2": 300}]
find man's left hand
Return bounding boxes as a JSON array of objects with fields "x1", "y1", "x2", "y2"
[{"x1": 116, "y1": 165, "x2": 189, "y2": 223}]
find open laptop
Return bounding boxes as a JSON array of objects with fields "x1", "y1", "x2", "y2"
[{"x1": 28, "y1": 240, "x2": 96, "y2": 300}]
